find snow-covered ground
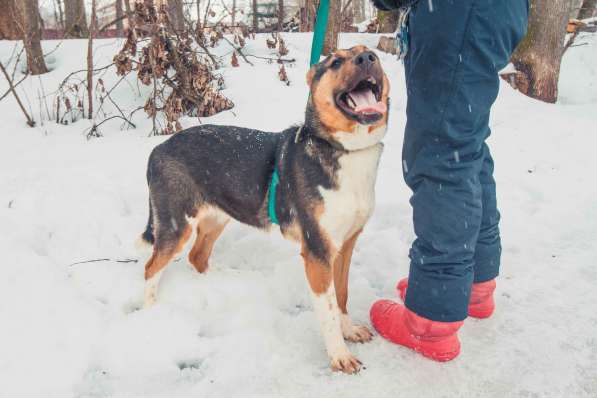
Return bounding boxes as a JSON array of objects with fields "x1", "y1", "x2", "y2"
[{"x1": 0, "y1": 33, "x2": 596, "y2": 398}]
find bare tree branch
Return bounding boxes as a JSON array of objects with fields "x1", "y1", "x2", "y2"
[
  {"x1": 98, "y1": 15, "x2": 127, "y2": 34},
  {"x1": 0, "y1": 61, "x2": 35, "y2": 126},
  {"x1": 222, "y1": 36, "x2": 254, "y2": 65},
  {"x1": 68, "y1": 257, "x2": 138, "y2": 267},
  {"x1": 0, "y1": 73, "x2": 29, "y2": 102}
]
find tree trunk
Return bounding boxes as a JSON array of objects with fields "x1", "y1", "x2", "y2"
[
  {"x1": 87, "y1": 0, "x2": 96, "y2": 119},
  {"x1": 301, "y1": 0, "x2": 316, "y2": 32},
  {"x1": 124, "y1": 0, "x2": 132, "y2": 19},
  {"x1": 252, "y1": 0, "x2": 258, "y2": 31},
  {"x1": 322, "y1": 0, "x2": 340, "y2": 55},
  {"x1": 377, "y1": 35, "x2": 396, "y2": 54},
  {"x1": 115, "y1": 0, "x2": 124, "y2": 36},
  {"x1": 353, "y1": 0, "x2": 366, "y2": 23},
  {"x1": 51, "y1": 0, "x2": 60, "y2": 29},
  {"x1": 377, "y1": 9, "x2": 398, "y2": 33},
  {"x1": 342, "y1": 1, "x2": 355, "y2": 31},
  {"x1": 232, "y1": 0, "x2": 237, "y2": 26},
  {"x1": 167, "y1": 0, "x2": 185, "y2": 32},
  {"x1": 511, "y1": 0, "x2": 569, "y2": 103},
  {"x1": 196, "y1": 0, "x2": 201, "y2": 28},
  {"x1": 20, "y1": 0, "x2": 48, "y2": 75},
  {"x1": 0, "y1": 0, "x2": 21, "y2": 40},
  {"x1": 64, "y1": 0, "x2": 89, "y2": 38},
  {"x1": 579, "y1": 0, "x2": 596, "y2": 19},
  {"x1": 56, "y1": 0, "x2": 64, "y2": 29},
  {"x1": 278, "y1": 0, "x2": 284, "y2": 31}
]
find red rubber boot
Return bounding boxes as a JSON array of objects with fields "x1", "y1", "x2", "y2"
[
  {"x1": 370, "y1": 300, "x2": 463, "y2": 362},
  {"x1": 397, "y1": 278, "x2": 496, "y2": 319}
]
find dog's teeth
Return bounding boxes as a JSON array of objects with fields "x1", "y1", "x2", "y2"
[
  {"x1": 347, "y1": 95, "x2": 357, "y2": 108},
  {"x1": 367, "y1": 77, "x2": 376, "y2": 84}
]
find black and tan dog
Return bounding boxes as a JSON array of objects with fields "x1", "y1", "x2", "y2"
[{"x1": 139, "y1": 45, "x2": 389, "y2": 374}]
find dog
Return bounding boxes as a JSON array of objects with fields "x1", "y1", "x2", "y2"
[{"x1": 139, "y1": 45, "x2": 390, "y2": 374}]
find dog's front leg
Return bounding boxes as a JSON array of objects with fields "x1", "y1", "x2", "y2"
[
  {"x1": 302, "y1": 248, "x2": 361, "y2": 374},
  {"x1": 333, "y1": 229, "x2": 373, "y2": 343}
]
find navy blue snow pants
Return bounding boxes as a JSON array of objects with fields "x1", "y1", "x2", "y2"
[{"x1": 402, "y1": 0, "x2": 528, "y2": 322}]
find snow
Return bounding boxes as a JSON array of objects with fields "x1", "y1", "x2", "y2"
[{"x1": 1, "y1": 32, "x2": 597, "y2": 397}]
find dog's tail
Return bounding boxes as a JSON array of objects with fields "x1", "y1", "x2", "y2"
[{"x1": 136, "y1": 199, "x2": 155, "y2": 251}]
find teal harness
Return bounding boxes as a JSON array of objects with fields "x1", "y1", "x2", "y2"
[{"x1": 267, "y1": 0, "x2": 330, "y2": 225}]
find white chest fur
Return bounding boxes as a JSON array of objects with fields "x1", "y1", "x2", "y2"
[
  {"x1": 332, "y1": 124, "x2": 387, "y2": 152},
  {"x1": 318, "y1": 139, "x2": 384, "y2": 249}
]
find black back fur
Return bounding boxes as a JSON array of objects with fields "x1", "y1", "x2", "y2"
[{"x1": 143, "y1": 115, "x2": 342, "y2": 262}]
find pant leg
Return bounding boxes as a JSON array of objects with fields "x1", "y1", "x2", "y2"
[
  {"x1": 473, "y1": 143, "x2": 501, "y2": 283},
  {"x1": 402, "y1": 0, "x2": 528, "y2": 322}
]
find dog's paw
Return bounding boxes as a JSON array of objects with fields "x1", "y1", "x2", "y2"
[
  {"x1": 330, "y1": 352, "x2": 362, "y2": 374},
  {"x1": 143, "y1": 292, "x2": 157, "y2": 309},
  {"x1": 343, "y1": 324, "x2": 373, "y2": 343},
  {"x1": 143, "y1": 299, "x2": 156, "y2": 309},
  {"x1": 341, "y1": 314, "x2": 373, "y2": 343}
]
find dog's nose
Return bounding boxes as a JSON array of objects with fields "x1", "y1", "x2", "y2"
[{"x1": 354, "y1": 51, "x2": 377, "y2": 69}]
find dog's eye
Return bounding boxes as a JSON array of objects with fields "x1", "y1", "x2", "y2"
[{"x1": 331, "y1": 58, "x2": 343, "y2": 69}]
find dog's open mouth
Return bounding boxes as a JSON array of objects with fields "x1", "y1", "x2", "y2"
[{"x1": 336, "y1": 77, "x2": 386, "y2": 124}]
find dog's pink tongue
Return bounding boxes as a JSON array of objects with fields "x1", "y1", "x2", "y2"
[{"x1": 349, "y1": 89, "x2": 387, "y2": 114}]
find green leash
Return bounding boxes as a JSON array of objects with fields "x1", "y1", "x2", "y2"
[
  {"x1": 268, "y1": 0, "x2": 330, "y2": 225},
  {"x1": 309, "y1": 0, "x2": 330, "y2": 67},
  {"x1": 267, "y1": 166, "x2": 280, "y2": 224}
]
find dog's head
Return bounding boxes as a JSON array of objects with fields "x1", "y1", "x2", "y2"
[{"x1": 306, "y1": 46, "x2": 390, "y2": 147}]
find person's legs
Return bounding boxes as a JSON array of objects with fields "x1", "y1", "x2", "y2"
[
  {"x1": 474, "y1": 143, "x2": 501, "y2": 283},
  {"x1": 402, "y1": 0, "x2": 512, "y2": 322},
  {"x1": 396, "y1": 144, "x2": 500, "y2": 318},
  {"x1": 467, "y1": 144, "x2": 501, "y2": 317},
  {"x1": 371, "y1": 0, "x2": 528, "y2": 358}
]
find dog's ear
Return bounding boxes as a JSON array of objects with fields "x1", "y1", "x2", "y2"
[
  {"x1": 306, "y1": 56, "x2": 330, "y2": 86},
  {"x1": 306, "y1": 66, "x2": 316, "y2": 87}
]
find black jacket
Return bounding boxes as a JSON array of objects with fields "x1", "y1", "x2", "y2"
[{"x1": 372, "y1": 0, "x2": 418, "y2": 11}]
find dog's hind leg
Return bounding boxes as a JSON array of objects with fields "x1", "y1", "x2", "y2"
[
  {"x1": 144, "y1": 266, "x2": 164, "y2": 308},
  {"x1": 188, "y1": 207, "x2": 230, "y2": 273},
  {"x1": 333, "y1": 229, "x2": 372, "y2": 343},
  {"x1": 143, "y1": 216, "x2": 192, "y2": 308},
  {"x1": 142, "y1": 150, "x2": 203, "y2": 307}
]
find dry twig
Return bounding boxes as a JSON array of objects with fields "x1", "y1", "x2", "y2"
[{"x1": 0, "y1": 61, "x2": 35, "y2": 127}]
